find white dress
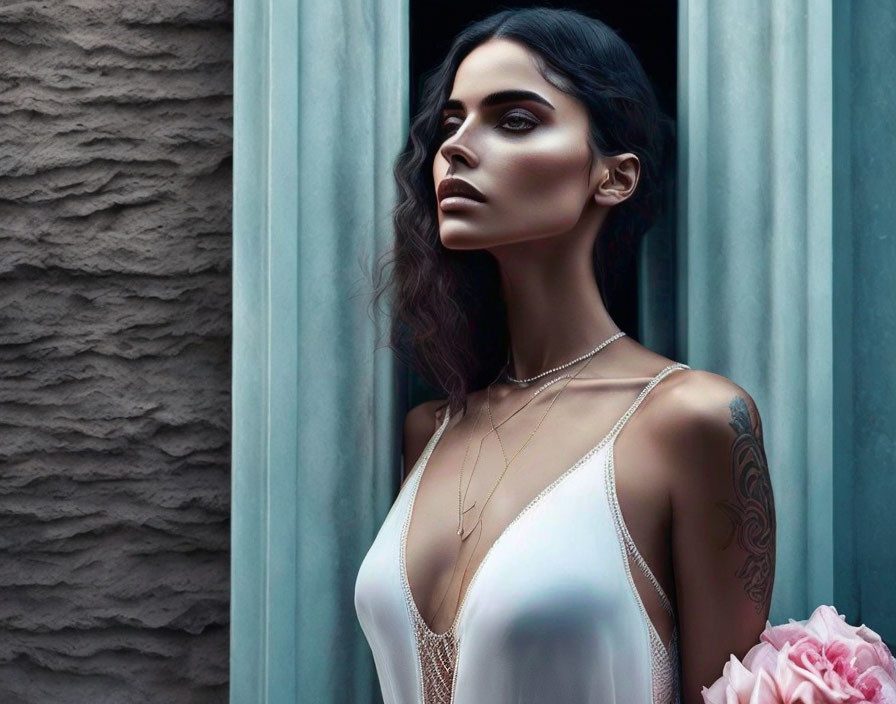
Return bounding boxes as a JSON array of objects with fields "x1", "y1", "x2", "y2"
[{"x1": 355, "y1": 363, "x2": 689, "y2": 704}]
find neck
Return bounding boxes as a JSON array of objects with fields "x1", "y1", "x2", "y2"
[{"x1": 489, "y1": 234, "x2": 621, "y2": 382}]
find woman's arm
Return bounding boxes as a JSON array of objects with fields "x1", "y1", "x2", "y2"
[{"x1": 663, "y1": 373, "x2": 777, "y2": 703}]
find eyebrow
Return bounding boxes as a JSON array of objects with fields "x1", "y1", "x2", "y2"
[{"x1": 441, "y1": 89, "x2": 556, "y2": 113}]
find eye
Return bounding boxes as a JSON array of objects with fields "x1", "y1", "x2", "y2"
[
  {"x1": 439, "y1": 117, "x2": 462, "y2": 139},
  {"x1": 499, "y1": 111, "x2": 539, "y2": 132},
  {"x1": 437, "y1": 109, "x2": 540, "y2": 142}
]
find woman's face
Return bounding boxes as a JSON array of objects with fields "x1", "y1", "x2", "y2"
[{"x1": 432, "y1": 38, "x2": 600, "y2": 250}]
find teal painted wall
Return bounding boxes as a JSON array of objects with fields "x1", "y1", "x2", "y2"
[{"x1": 837, "y1": 1, "x2": 896, "y2": 644}]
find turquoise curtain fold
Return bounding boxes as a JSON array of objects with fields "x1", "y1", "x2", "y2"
[
  {"x1": 231, "y1": 0, "x2": 408, "y2": 701},
  {"x1": 678, "y1": 0, "x2": 835, "y2": 626},
  {"x1": 679, "y1": 0, "x2": 896, "y2": 643}
]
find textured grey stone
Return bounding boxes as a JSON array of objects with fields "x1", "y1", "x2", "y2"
[{"x1": 0, "y1": 0, "x2": 232, "y2": 701}]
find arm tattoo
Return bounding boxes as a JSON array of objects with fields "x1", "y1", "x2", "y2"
[{"x1": 715, "y1": 396, "x2": 776, "y2": 615}]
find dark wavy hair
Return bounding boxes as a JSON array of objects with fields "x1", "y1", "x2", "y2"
[{"x1": 372, "y1": 6, "x2": 673, "y2": 417}]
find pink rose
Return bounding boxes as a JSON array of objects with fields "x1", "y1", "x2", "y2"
[{"x1": 702, "y1": 605, "x2": 896, "y2": 703}]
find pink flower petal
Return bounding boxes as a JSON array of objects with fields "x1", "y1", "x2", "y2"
[
  {"x1": 706, "y1": 607, "x2": 896, "y2": 704},
  {"x1": 744, "y1": 641, "x2": 782, "y2": 674},
  {"x1": 763, "y1": 623, "x2": 815, "y2": 650},
  {"x1": 701, "y1": 655, "x2": 785, "y2": 704},
  {"x1": 703, "y1": 655, "x2": 752, "y2": 704},
  {"x1": 774, "y1": 641, "x2": 852, "y2": 702},
  {"x1": 728, "y1": 655, "x2": 762, "y2": 696},
  {"x1": 806, "y1": 605, "x2": 855, "y2": 642},
  {"x1": 857, "y1": 665, "x2": 896, "y2": 703},
  {"x1": 750, "y1": 668, "x2": 784, "y2": 704}
]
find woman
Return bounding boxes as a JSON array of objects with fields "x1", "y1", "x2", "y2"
[{"x1": 355, "y1": 8, "x2": 776, "y2": 704}]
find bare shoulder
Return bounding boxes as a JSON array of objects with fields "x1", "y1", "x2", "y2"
[
  {"x1": 402, "y1": 398, "x2": 448, "y2": 487},
  {"x1": 647, "y1": 369, "x2": 774, "y2": 555},
  {"x1": 652, "y1": 370, "x2": 776, "y2": 692},
  {"x1": 647, "y1": 368, "x2": 765, "y2": 454},
  {"x1": 406, "y1": 397, "x2": 451, "y2": 433}
]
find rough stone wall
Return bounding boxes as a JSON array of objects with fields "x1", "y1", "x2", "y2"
[{"x1": 0, "y1": 1, "x2": 232, "y2": 702}]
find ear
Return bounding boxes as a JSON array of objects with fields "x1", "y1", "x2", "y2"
[{"x1": 593, "y1": 153, "x2": 640, "y2": 207}]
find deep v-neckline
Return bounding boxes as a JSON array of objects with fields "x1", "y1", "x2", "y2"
[{"x1": 399, "y1": 363, "x2": 688, "y2": 639}]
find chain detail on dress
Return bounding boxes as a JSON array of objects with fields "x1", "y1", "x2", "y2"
[
  {"x1": 668, "y1": 625, "x2": 682, "y2": 704},
  {"x1": 410, "y1": 607, "x2": 458, "y2": 704},
  {"x1": 400, "y1": 411, "x2": 457, "y2": 704},
  {"x1": 608, "y1": 447, "x2": 680, "y2": 704}
]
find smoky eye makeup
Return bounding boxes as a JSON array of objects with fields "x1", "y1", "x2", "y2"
[
  {"x1": 438, "y1": 107, "x2": 542, "y2": 139},
  {"x1": 438, "y1": 88, "x2": 554, "y2": 139},
  {"x1": 500, "y1": 110, "x2": 540, "y2": 130}
]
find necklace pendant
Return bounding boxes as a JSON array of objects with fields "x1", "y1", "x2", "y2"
[{"x1": 457, "y1": 499, "x2": 476, "y2": 538}]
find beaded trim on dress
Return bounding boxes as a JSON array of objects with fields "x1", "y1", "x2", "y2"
[
  {"x1": 604, "y1": 363, "x2": 689, "y2": 704},
  {"x1": 408, "y1": 605, "x2": 458, "y2": 704},
  {"x1": 400, "y1": 410, "x2": 458, "y2": 704}
]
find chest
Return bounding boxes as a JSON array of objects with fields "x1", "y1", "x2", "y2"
[{"x1": 403, "y1": 429, "x2": 673, "y2": 636}]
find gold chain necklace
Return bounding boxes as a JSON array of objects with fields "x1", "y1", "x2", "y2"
[
  {"x1": 457, "y1": 330, "x2": 625, "y2": 540},
  {"x1": 452, "y1": 363, "x2": 576, "y2": 538},
  {"x1": 459, "y1": 354, "x2": 590, "y2": 540},
  {"x1": 427, "y1": 332, "x2": 624, "y2": 627},
  {"x1": 429, "y1": 358, "x2": 588, "y2": 626}
]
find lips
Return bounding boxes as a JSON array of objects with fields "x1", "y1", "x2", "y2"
[{"x1": 437, "y1": 177, "x2": 486, "y2": 203}]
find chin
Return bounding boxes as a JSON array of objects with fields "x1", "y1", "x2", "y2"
[
  {"x1": 439, "y1": 234, "x2": 485, "y2": 251},
  {"x1": 439, "y1": 225, "x2": 555, "y2": 252},
  {"x1": 438, "y1": 224, "x2": 490, "y2": 250}
]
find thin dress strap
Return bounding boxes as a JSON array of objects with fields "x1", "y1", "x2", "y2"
[
  {"x1": 605, "y1": 363, "x2": 690, "y2": 445},
  {"x1": 605, "y1": 362, "x2": 690, "y2": 618},
  {"x1": 604, "y1": 362, "x2": 689, "y2": 704}
]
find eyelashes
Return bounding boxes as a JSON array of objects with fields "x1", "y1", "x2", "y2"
[
  {"x1": 501, "y1": 113, "x2": 538, "y2": 131},
  {"x1": 438, "y1": 110, "x2": 540, "y2": 140}
]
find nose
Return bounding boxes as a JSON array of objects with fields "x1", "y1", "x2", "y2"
[{"x1": 438, "y1": 128, "x2": 479, "y2": 169}]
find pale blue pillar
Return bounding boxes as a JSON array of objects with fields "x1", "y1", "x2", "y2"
[
  {"x1": 232, "y1": 0, "x2": 408, "y2": 701},
  {"x1": 678, "y1": 0, "x2": 834, "y2": 624},
  {"x1": 680, "y1": 0, "x2": 896, "y2": 645}
]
